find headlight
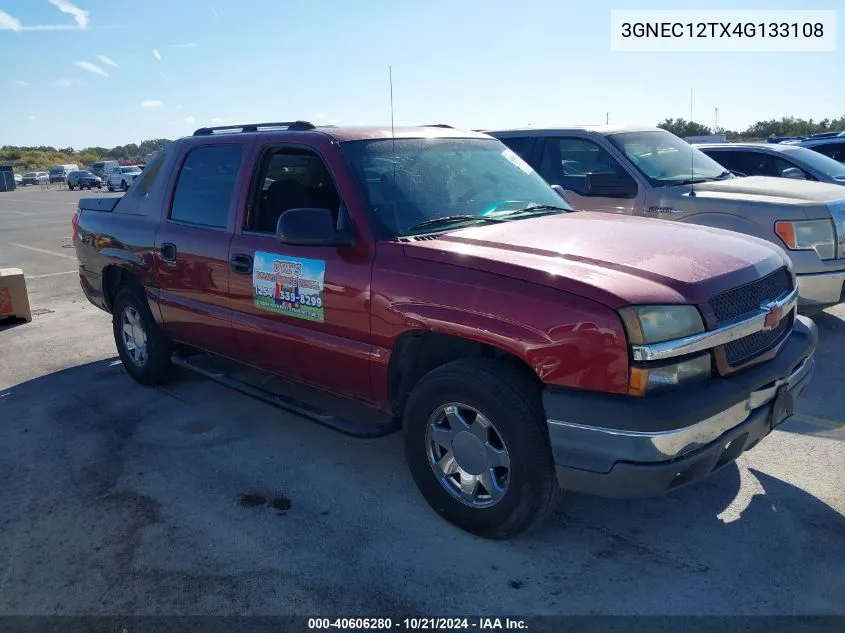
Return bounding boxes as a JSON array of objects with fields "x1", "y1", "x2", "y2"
[
  {"x1": 618, "y1": 305, "x2": 704, "y2": 345},
  {"x1": 628, "y1": 354, "x2": 711, "y2": 396},
  {"x1": 775, "y1": 220, "x2": 836, "y2": 260}
]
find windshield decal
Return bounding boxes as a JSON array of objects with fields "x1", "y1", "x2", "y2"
[
  {"x1": 501, "y1": 148, "x2": 534, "y2": 174},
  {"x1": 253, "y1": 252, "x2": 325, "y2": 323}
]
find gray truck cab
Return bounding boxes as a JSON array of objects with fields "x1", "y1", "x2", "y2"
[{"x1": 489, "y1": 126, "x2": 845, "y2": 313}]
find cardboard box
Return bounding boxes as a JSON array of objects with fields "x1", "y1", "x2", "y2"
[{"x1": 0, "y1": 268, "x2": 32, "y2": 323}]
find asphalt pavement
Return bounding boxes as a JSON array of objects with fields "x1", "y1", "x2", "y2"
[{"x1": 0, "y1": 186, "x2": 843, "y2": 616}]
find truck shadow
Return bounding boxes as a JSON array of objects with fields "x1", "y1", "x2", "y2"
[{"x1": 1, "y1": 357, "x2": 843, "y2": 615}]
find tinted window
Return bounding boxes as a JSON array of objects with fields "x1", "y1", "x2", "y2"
[
  {"x1": 540, "y1": 137, "x2": 637, "y2": 196},
  {"x1": 248, "y1": 148, "x2": 342, "y2": 234},
  {"x1": 812, "y1": 141, "x2": 845, "y2": 163},
  {"x1": 170, "y1": 145, "x2": 243, "y2": 228},
  {"x1": 498, "y1": 137, "x2": 534, "y2": 162},
  {"x1": 131, "y1": 149, "x2": 168, "y2": 197}
]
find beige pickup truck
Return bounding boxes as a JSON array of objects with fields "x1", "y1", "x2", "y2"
[{"x1": 489, "y1": 125, "x2": 845, "y2": 313}]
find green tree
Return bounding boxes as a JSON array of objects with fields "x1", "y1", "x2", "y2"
[{"x1": 657, "y1": 118, "x2": 713, "y2": 138}]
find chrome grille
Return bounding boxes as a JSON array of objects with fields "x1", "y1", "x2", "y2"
[{"x1": 709, "y1": 267, "x2": 793, "y2": 367}]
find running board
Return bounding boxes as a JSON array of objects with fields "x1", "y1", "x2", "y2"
[{"x1": 171, "y1": 352, "x2": 400, "y2": 439}]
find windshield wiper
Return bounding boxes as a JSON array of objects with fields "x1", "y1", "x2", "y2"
[
  {"x1": 714, "y1": 170, "x2": 734, "y2": 180},
  {"x1": 405, "y1": 214, "x2": 505, "y2": 233},
  {"x1": 677, "y1": 170, "x2": 733, "y2": 185},
  {"x1": 489, "y1": 204, "x2": 570, "y2": 218}
]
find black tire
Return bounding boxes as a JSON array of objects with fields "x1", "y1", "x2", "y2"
[
  {"x1": 112, "y1": 287, "x2": 173, "y2": 385},
  {"x1": 403, "y1": 358, "x2": 561, "y2": 539},
  {"x1": 107, "y1": 183, "x2": 114, "y2": 192},
  {"x1": 68, "y1": 184, "x2": 74, "y2": 190},
  {"x1": 121, "y1": 180, "x2": 129, "y2": 191}
]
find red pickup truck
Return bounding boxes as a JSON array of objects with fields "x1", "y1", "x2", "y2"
[{"x1": 72, "y1": 122, "x2": 817, "y2": 538}]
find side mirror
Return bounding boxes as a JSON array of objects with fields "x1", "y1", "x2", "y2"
[
  {"x1": 276, "y1": 207, "x2": 355, "y2": 247},
  {"x1": 584, "y1": 172, "x2": 638, "y2": 198},
  {"x1": 781, "y1": 167, "x2": 806, "y2": 180}
]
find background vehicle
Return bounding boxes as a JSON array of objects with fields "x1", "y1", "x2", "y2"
[
  {"x1": 107, "y1": 165, "x2": 143, "y2": 191},
  {"x1": 72, "y1": 122, "x2": 815, "y2": 538},
  {"x1": 489, "y1": 125, "x2": 845, "y2": 313},
  {"x1": 67, "y1": 170, "x2": 103, "y2": 190},
  {"x1": 21, "y1": 171, "x2": 49, "y2": 185},
  {"x1": 48, "y1": 163, "x2": 78, "y2": 184},
  {"x1": 89, "y1": 160, "x2": 119, "y2": 180},
  {"x1": 13, "y1": 172, "x2": 22, "y2": 185},
  {"x1": 696, "y1": 142, "x2": 845, "y2": 185},
  {"x1": 795, "y1": 135, "x2": 845, "y2": 164}
]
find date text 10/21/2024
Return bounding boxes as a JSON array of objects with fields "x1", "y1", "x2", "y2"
[{"x1": 307, "y1": 618, "x2": 529, "y2": 630}]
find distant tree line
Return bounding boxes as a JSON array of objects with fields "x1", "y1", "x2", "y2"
[
  {"x1": 0, "y1": 139, "x2": 171, "y2": 172},
  {"x1": 658, "y1": 115, "x2": 845, "y2": 140}
]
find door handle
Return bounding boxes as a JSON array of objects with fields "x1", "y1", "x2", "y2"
[
  {"x1": 230, "y1": 254, "x2": 253, "y2": 275},
  {"x1": 160, "y1": 242, "x2": 177, "y2": 261}
]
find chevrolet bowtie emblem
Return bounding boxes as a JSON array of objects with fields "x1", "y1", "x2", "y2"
[{"x1": 761, "y1": 301, "x2": 783, "y2": 331}]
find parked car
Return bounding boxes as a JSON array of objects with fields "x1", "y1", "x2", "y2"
[
  {"x1": 13, "y1": 173, "x2": 22, "y2": 185},
  {"x1": 21, "y1": 171, "x2": 49, "y2": 186},
  {"x1": 49, "y1": 163, "x2": 79, "y2": 183},
  {"x1": 795, "y1": 136, "x2": 845, "y2": 164},
  {"x1": 488, "y1": 125, "x2": 845, "y2": 314},
  {"x1": 89, "y1": 160, "x2": 120, "y2": 180},
  {"x1": 72, "y1": 121, "x2": 816, "y2": 538},
  {"x1": 67, "y1": 170, "x2": 103, "y2": 190},
  {"x1": 696, "y1": 142, "x2": 845, "y2": 185},
  {"x1": 107, "y1": 165, "x2": 143, "y2": 191}
]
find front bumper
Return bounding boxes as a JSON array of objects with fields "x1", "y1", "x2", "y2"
[
  {"x1": 543, "y1": 315, "x2": 817, "y2": 498},
  {"x1": 796, "y1": 270, "x2": 845, "y2": 310}
]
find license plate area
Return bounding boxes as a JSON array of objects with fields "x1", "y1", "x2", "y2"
[{"x1": 769, "y1": 385, "x2": 795, "y2": 429}]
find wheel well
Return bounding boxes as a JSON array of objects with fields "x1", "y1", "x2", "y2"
[
  {"x1": 387, "y1": 331, "x2": 541, "y2": 418},
  {"x1": 102, "y1": 265, "x2": 143, "y2": 313}
]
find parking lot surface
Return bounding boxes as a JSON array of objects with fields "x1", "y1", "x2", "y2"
[{"x1": 1, "y1": 186, "x2": 843, "y2": 616}]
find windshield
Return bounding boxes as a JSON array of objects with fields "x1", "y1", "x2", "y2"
[
  {"x1": 24, "y1": 172, "x2": 36, "y2": 178},
  {"x1": 608, "y1": 130, "x2": 729, "y2": 186},
  {"x1": 785, "y1": 147, "x2": 845, "y2": 179},
  {"x1": 122, "y1": 167, "x2": 141, "y2": 173},
  {"x1": 49, "y1": 167, "x2": 64, "y2": 174},
  {"x1": 340, "y1": 138, "x2": 571, "y2": 237}
]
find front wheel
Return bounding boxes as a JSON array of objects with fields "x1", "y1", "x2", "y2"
[
  {"x1": 68, "y1": 184, "x2": 74, "y2": 190},
  {"x1": 112, "y1": 288, "x2": 173, "y2": 385},
  {"x1": 403, "y1": 358, "x2": 561, "y2": 539},
  {"x1": 121, "y1": 180, "x2": 129, "y2": 191},
  {"x1": 107, "y1": 183, "x2": 114, "y2": 191}
]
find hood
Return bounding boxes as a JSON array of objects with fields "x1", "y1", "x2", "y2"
[
  {"x1": 689, "y1": 176, "x2": 845, "y2": 205},
  {"x1": 402, "y1": 212, "x2": 790, "y2": 308}
]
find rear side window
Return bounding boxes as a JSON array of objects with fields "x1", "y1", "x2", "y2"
[
  {"x1": 812, "y1": 141, "x2": 845, "y2": 163},
  {"x1": 170, "y1": 145, "x2": 243, "y2": 229}
]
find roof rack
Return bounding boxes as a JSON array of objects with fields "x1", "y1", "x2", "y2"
[
  {"x1": 808, "y1": 131, "x2": 845, "y2": 139},
  {"x1": 420, "y1": 124, "x2": 453, "y2": 128},
  {"x1": 192, "y1": 120, "x2": 316, "y2": 136}
]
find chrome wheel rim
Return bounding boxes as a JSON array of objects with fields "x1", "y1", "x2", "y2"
[
  {"x1": 425, "y1": 403, "x2": 511, "y2": 508},
  {"x1": 120, "y1": 306, "x2": 148, "y2": 367}
]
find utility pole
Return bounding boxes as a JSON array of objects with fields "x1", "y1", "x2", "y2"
[
  {"x1": 714, "y1": 107, "x2": 719, "y2": 132},
  {"x1": 606, "y1": 112, "x2": 609, "y2": 125}
]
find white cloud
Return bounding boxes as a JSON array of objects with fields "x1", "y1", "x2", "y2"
[
  {"x1": 184, "y1": 116, "x2": 196, "y2": 124},
  {"x1": 170, "y1": 42, "x2": 197, "y2": 48},
  {"x1": 48, "y1": 0, "x2": 89, "y2": 29},
  {"x1": 14, "y1": 80, "x2": 30, "y2": 86},
  {"x1": 97, "y1": 55, "x2": 119, "y2": 68},
  {"x1": 28, "y1": 116, "x2": 36, "y2": 121},
  {"x1": 210, "y1": 117, "x2": 225, "y2": 124},
  {"x1": 75, "y1": 61, "x2": 109, "y2": 77},
  {"x1": 53, "y1": 78, "x2": 79, "y2": 88},
  {"x1": 2, "y1": 1, "x2": 91, "y2": 31},
  {"x1": 141, "y1": 100, "x2": 163, "y2": 108},
  {"x1": 0, "y1": 10, "x2": 22, "y2": 31},
  {"x1": 152, "y1": 49, "x2": 161, "y2": 61},
  {"x1": 212, "y1": 8, "x2": 220, "y2": 21}
]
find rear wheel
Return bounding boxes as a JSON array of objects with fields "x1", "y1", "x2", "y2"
[
  {"x1": 68, "y1": 183, "x2": 74, "y2": 190},
  {"x1": 121, "y1": 180, "x2": 129, "y2": 191},
  {"x1": 403, "y1": 358, "x2": 561, "y2": 539},
  {"x1": 112, "y1": 287, "x2": 173, "y2": 385},
  {"x1": 107, "y1": 182, "x2": 114, "y2": 192}
]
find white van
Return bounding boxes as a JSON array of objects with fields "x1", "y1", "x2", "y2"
[{"x1": 89, "y1": 160, "x2": 119, "y2": 179}]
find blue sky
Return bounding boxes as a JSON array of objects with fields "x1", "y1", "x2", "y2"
[{"x1": 1, "y1": 0, "x2": 842, "y2": 148}]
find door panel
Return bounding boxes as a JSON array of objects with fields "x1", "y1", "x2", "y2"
[{"x1": 228, "y1": 234, "x2": 372, "y2": 400}]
